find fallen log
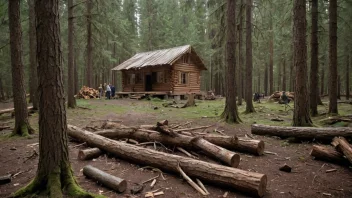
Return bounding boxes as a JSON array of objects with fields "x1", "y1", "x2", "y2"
[
  {"x1": 310, "y1": 145, "x2": 348, "y2": 165},
  {"x1": 191, "y1": 137, "x2": 240, "y2": 167},
  {"x1": 0, "y1": 126, "x2": 10, "y2": 131},
  {"x1": 331, "y1": 137, "x2": 352, "y2": 164},
  {"x1": 68, "y1": 125, "x2": 267, "y2": 197},
  {"x1": 94, "y1": 127, "x2": 239, "y2": 167},
  {"x1": 174, "y1": 126, "x2": 212, "y2": 132},
  {"x1": 251, "y1": 124, "x2": 352, "y2": 140},
  {"x1": 83, "y1": 165, "x2": 127, "y2": 192},
  {"x1": 78, "y1": 148, "x2": 104, "y2": 160},
  {"x1": 0, "y1": 106, "x2": 33, "y2": 115},
  {"x1": 235, "y1": 138, "x2": 265, "y2": 156}
]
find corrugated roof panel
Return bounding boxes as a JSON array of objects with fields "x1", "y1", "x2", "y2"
[{"x1": 111, "y1": 45, "x2": 206, "y2": 71}]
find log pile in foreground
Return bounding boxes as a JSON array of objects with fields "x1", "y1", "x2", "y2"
[
  {"x1": 77, "y1": 86, "x2": 99, "y2": 99},
  {"x1": 68, "y1": 125, "x2": 267, "y2": 197},
  {"x1": 252, "y1": 124, "x2": 352, "y2": 140}
]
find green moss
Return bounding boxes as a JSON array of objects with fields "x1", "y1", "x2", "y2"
[{"x1": 12, "y1": 179, "x2": 38, "y2": 197}]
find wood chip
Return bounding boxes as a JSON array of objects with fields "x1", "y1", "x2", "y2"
[
  {"x1": 223, "y1": 191, "x2": 228, "y2": 197},
  {"x1": 145, "y1": 191, "x2": 164, "y2": 197},
  {"x1": 150, "y1": 179, "x2": 156, "y2": 188},
  {"x1": 264, "y1": 151, "x2": 278, "y2": 156},
  {"x1": 325, "y1": 169, "x2": 337, "y2": 173},
  {"x1": 322, "y1": 193, "x2": 332, "y2": 196}
]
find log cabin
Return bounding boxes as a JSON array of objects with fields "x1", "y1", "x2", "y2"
[{"x1": 111, "y1": 45, "x2": 207, "y2": 99}]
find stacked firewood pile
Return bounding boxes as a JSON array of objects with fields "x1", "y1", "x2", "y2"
[
  {"x1": 268, "y1": 91, "x2": 294, "y2": 102},
  {"x1": 251, "y1": 124, "x2": 352, "y2": 166},
  {"x1": 67, "y1": 120, "x2": 267, "y2": 197},
  {"x1": 76, "y1": 86, "x2": 99, "y2": 99}
]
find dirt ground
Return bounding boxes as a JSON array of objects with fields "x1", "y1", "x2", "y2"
[{"x1": 0, "y1": 98, "x2": 352, "y2": 198}]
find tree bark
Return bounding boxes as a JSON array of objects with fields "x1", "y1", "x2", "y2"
[
  {"x1": 331, "y1": 137, "x2": 352, "y2": 164},
  {"x1": 252, "y1": 124, "x2": 352, "y2": 140},
  {"x1": 13, "y1": 1, "x2": 94, "y2": 197},
  {"x1": 310, "y1": 0, "x2": 319, "y2": 116},
  {"x1": 0, "y1": 78, "x2": 4, "y2": 101},
  {"x1": 91, "y1": 127, "x2": 241, "y2": 167},
  {"x1": 328, "y1": 0, "x2": 338, "y2": 114},
  {"x1": 269, "y1": 14, "x2": 274, "y2": 95},
  {"x1": 289, "y1": 60, "x2": 294, "y2": 92},
  {"x1": 264, "y1": 64, "x2": 268, "y2": 96},
  {"x1": 320, "y1": 64, "x2": 325, "y2": 96},
  {"x1": 83, "y1": 165, "x2": 127, "y2": 193},
  {"x1": 78, "y1": 148, "x2": 104, "y2": 160},
  {"x1": 74, "y1": 47, "x2": 79, "y2": 95},
  {"x1": 337, "y1": 75, "x2": 341, "y2": 100},
  {"x1": 68, "y1": 125, "x2": 267, "y2": 197},
  {"x1": 282, "y1": 58, "x2": 286, "y2": 91},
  {"x1": 8, "y1": 0, "x2": 33, "y2": 136},
  {"x1": 221, "y1": 0, "x2": 241, "y2": 123},
  {"x1": 310, "y1": 145, "x2": 348, "y2": 165},
  {"x1": 28, "y1": 0, "x2": 39, "y2": 110},
  {"x1": 245, "y1": 0, "x2": 255, "y2": 113},
  {"x1": 237, "y1": 0, "x2": 243, "y2": 106},
  {"x1": 346, "y1": 53, "x2": 350, "y2": 100},
  {"x1": 86, "y1": 0, "x2": 93, "y2": 87},
  {"x1": 236, "y1": 138, "x2": 264, "y2": 156},
  {"x1": 293, "y1": 0, "x2": 313, "y2": 126},
  {"x1": 67, "y1": 0, "x2": 76, "y2": 108}
]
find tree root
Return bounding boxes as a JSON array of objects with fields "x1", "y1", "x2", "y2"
[
  {"x1": 13, "y1": 165, "x2": 104, "y2": 198},
  {"x1": 221, "y1": 105, "x2": 242, "y2": 124},
  {"x1": 11, "y1": 122, "x2": 34, "y2": 137}
]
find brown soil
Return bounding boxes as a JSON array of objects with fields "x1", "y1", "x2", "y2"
[{"x1": 0, "y1": 99, "x2": 351, "y2": 198}]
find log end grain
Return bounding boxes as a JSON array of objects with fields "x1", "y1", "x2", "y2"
[
  {"x1": 258, "y1": 174, "x2": 267, "y2": 197},
  {"x1": 256, "y1": 140, "x2": 265, "y2": 156},
  {"x1": 230, "y1": 154, "x2": 241, "y2": 168},
  {"x1": 78, "y1": 148, "x2": 103, "y2": 160}
]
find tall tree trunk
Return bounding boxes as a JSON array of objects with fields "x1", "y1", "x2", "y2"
[
  {"x1": 245, "y1": 0, "x2": 255, "y2": 113},
  {"x1": 269, "y1": 15, "x2": 274, "y2": 95},
  {"x1": 277, "y1": 59, "x2": 281, "y2": 91},
  {"x1": 67, "y1": 0, "x2": 76, "y2": 108},
  {"x1": 86, "y1": 0, "x2": 93, "y2": 87},
  {"x1": 328, "y1": 0, "x2": 338, "y2": 114},
  {"x1": 310, "y1": 0, "x2": 319, "y2": 116},
  {"x1": 320, "y1": 64, "x2": 325, "y2": 95},
  {"x1": 28, "y1": 0, "x2": 39, "y2": 110},
  {"x1": 0, "y1": 78, "x2": 4, "y2": 101},
  {"x1": 289, "y1": 60, "x2": 294, "y2": 91},
  {"x1": 282, "y1": 58, "x2": 286, "y2": 91},
  {"x1": 8, "y1": 0, "x2": 33, "y2": 136},
  {"x1": 237, "y1": 1, "x2": 243, "y2": 105},
  {"x1": 258, "y1": 68, "x2": 261, "y2": 93},
  {"x1": 337, "y1": 75, "x2": 341, "y2": 100},
  {"x1": 264, "y1": 64, "x2": 268, "y2": 96},
  {"x1": 292, "y1": 0, "x2": 313, "y2": 126},
  {"x1": 14, "y1": 0, "x2": 95, "y2": 196},
  {"x1": 221, "y1": 0, "x2": 241, "y2": 123},
  {"x1": 347, "y1": 53, "x2": 350, "y2": 100},
  {"x1": 74, "y1": 47, "x2": 79, "y2": 95}
]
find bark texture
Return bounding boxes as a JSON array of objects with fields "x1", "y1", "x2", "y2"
[
  {"x1": 78, "y1": 148, "x2": 104, "y2": 160},
  {"x1": 86, "y1": 0, "x2": 93, "y2": 87},
  {"x1": 237, "y1": 0, "x2": 243, "y2": 106},
  {"x1": 346, "y1": 53, "x2": 350, "y2": 100},
  {"x1": 8, "y1": 0, "x2": 33, "y2": 136},
  {"x1": 292, "y1": 0, "x2": 313, "y2": 126},
  {"x1": 328, "y1": 0, "x2": 338, "y2": 114},
  {"x1": 310, "y1": 0, "x2": 319, "y2": 116},
  {"x1": 83, "y1": 165, "x2": 127, "y2": 193},
  {"x1": 14, "y1": 1, "x2": 94, "y2": 197},
  {"x1": 245, "y1": 0, "x2": 255, "y2": 113},
  {"x1": 331, "y1": 137, "x2": 352, "y2": 164},
  {"x1": 68, "y1": 125, "x2": 267, "y2": 197},
  {"x1": 28, "y1": 0, "x2": 39, "y2": 110},
  {"x1": 310, "y1": 145, "x2": 348, "y2": 165},
  {"x1": 221, "y1": 0, "x2": 241, "y2": 123},
  {"x1": 252, "y1": 124, "x2": 352, "y2": 140},
  {"x1": 67, "y1": 0, "x2": 76, "y2": 108}
]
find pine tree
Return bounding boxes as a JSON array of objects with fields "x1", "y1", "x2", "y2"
[{"x1": 245, "y1": 0, "x2": 255, "y2": 113}]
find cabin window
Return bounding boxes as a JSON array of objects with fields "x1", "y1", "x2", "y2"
[
  {"x1": 135, "y1": 73, "x2": 142, "y2": 84},
  {"x1": 156, "y1": 72, "x2": 164, "y2": 83},
  {"x1": 178, "y1": 71, "x2": 188, "y2": 84},
  {"x1": 129, "y1": 74, "x2": 135, "y2": 85}
]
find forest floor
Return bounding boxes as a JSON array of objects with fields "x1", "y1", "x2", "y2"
[{"x1": 0, "y1": 97, "x2": 352, "y2": 198}]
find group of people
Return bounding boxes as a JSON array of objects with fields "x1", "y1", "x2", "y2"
[
  {"x1": 98, "y1": 83, "x2": 115, "y2": 99},
  {"x1": 253, "y1": 92, "x2": 265, "y2": 103}
]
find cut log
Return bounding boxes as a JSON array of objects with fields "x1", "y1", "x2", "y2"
[
  {"x1": 191, "y1": 137, "x2": 240, "y2": 167},
  {"x1": 0, "y1": 126, "x2": 10, "y2": 131},
  {"x1": 235, "y1": 138, "x2": 265, "y2": 156},
  {"x1": 78, "y1": 148, "x2": 103, "y2": 160},
  {"x1": 251, "y1": 124, "x2": 352, "y2": 140},
  {"x1": 68, "y1": 125, "x2": 267, "y2": 197},
  {"x1": 0, "y1": 174, "x2": 11, "y2": 185},
  {"x1": 83, "y1": 165, "x2": 127, "y2": 192},
  {"x1": 156, "y1": 125, "x2": 178, "y2": 137},
  {"x1": 0, "y1": 106, "x2": 33, "y2": 115},
  {"x1": 310, "y1": 145, "x2": 348, "y2": 165},
  {"x1": 331, "y1": 137, "x2": 352, "y2": 164},
  {"x1": 174, "y1": 126, "x2": 212, "y2": 132},
  {"x1": 93, "y1": 128, "x2": 240, "y2": 167},
  {"x1": 157, "y1": 120, "x2": 168, "y2": 126}
]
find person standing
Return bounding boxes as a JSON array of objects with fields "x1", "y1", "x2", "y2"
[
  {"x1": 110, "y1": 84, "x2": 115, "y2": 98},
  {"x1": 98, "y1": 84, "x2": 103, "y2": 99},
  {"x1": 106, "y1": 83, "x2": 111, "y2": 99}
]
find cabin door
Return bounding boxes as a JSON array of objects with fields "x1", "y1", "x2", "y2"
[{"x1": 145, "y1": 75, "x2": 152, "y2": 91}]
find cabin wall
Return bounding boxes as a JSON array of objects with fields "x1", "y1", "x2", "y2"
[
  {"x1": 121, "y1": 66, "x2": 172, "y2": 92},
  {"x1": 171, "y1": 55, "x2": 202, "y2": 94}
]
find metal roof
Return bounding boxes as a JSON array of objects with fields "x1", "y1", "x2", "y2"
[{"x1": 111, "y1": 45, "x2": 206, "y2": 71}]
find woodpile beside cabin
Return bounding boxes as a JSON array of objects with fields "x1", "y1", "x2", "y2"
[{"x1": 111, "y1": 45, "x2": 207, "y2": 99}]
